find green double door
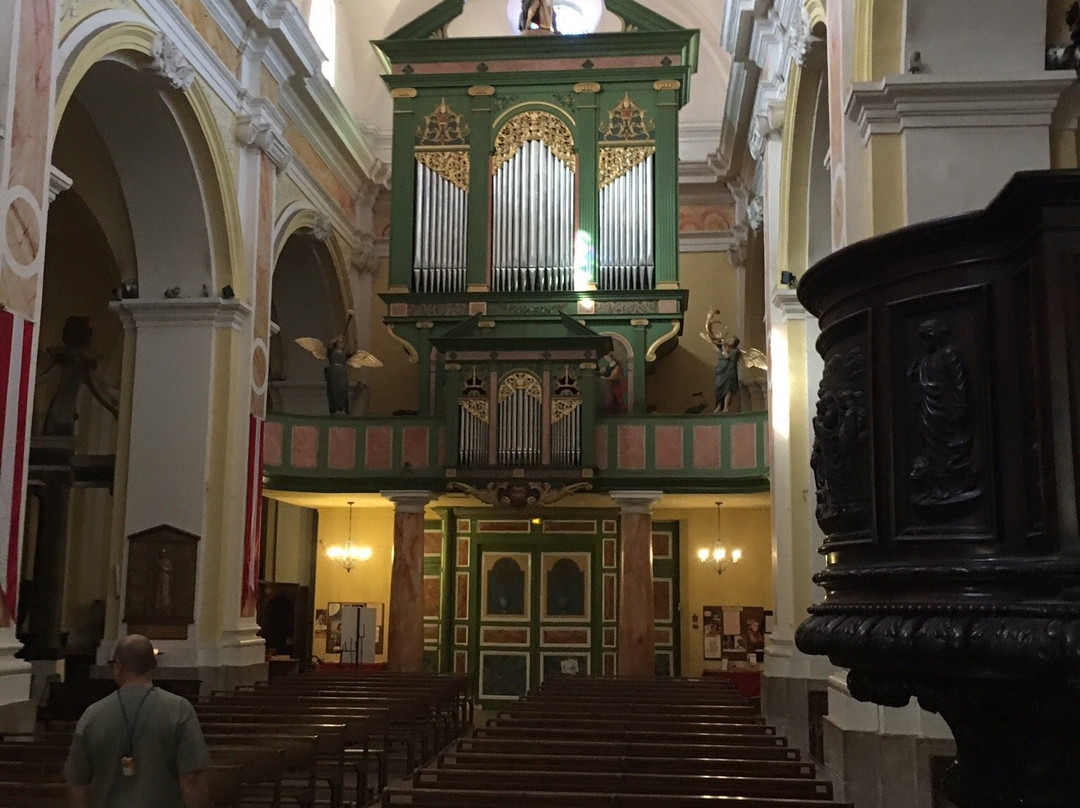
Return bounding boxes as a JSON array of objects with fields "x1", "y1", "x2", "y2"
[{"x1": 439, "y1": 514, "x2": 678, "y2": 708}]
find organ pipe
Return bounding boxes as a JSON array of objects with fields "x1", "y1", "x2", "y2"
[
  {"x1": 598, "y1": 151, "x2": 655, "y2": 291},
  {"x1": 413, "y1": 157, "x2": 469, "y2": 293}
]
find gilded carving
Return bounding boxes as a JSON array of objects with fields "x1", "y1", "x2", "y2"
[
  {"x1": 598, "y1": 145, "x2": 655, "y2": 188},
  {"x1": 652, "y1": 80, "x2": 682, "y2": 91},
  {"x1": 600, "y1": 93, "x2": 655, "y2": 142},
  {"x1": 493, "y1": 111, "x2": 576, "y2": 173},
  {"x1": 551, "y1": 397, "x2": 582, "y2": 424},
  {"x1": 415, "y1": 150, "x2": 471, "y2": 191},
  {"x1": 498, "y1": 372, "x2": 543, "y2": 402},
  {"x1": 459, "y1": 398, "x2": 490, "y2": 423},
  {"x1": 417, "y1": 98, "x2": 470, "y2": 146},
  {"x1": 391, "y1": 88, "x2": 419, "y2": 99}
]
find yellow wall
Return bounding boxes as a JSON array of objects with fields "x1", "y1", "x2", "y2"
[
  {"x1": 365, "y1": 256, "x2": 420, "y2": 416},
  {"x1": 312, "y1": 506, "x2": 397, "y2": 662},
  {"x1": 659, "y1": 506, "x2": 773, "y2": 677},
  {"x1": 648, "y1": 250, "x2": 743, "y2": 414}
]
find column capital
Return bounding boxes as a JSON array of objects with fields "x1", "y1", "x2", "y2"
[
  {"x1": 381, "y1": 490, "x2": 433, "y2": 513},
  {"x1": 609, "y1": 490, "x2": 663, "y2": 513}
]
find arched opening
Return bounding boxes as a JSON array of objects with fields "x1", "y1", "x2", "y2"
[
  {"x1": 23, "y1": 55, "x2": 226, "y2": 665},
  {"x1": 269, "y1": 231, "x2": 350, "y2": 416}
]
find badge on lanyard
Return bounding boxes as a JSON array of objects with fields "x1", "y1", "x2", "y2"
[
  {"x1": 117, "y1": 686, "x2": 154, "y2": 778},
  {"x1": 120, "y1": 755, "x2": 136, "y2": 777}
]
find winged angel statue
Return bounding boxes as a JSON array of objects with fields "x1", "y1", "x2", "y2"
[
  {"x1": 295, "y1": 311, "x2": 383, "y2": 415},
  {"x1": 700, "y1": 309, "x2": 767, "y2": 413}
]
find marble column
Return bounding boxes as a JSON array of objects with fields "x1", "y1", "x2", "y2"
[
  {"x1": 383, "y1": 490, "x2": 432, "y2": 672},
  {"x1": 612, "y1": 490, "x2": 661, "y2": 677}
]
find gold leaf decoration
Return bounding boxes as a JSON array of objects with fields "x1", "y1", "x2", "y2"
[
  {"x1": 498, "y1": 372, "x2": 543, "y2": 402},
  {"x1": 551, "y1": 397, "x2": 582, "y2": 424},
  {"x1": 598, "y1": 145, "x2": 656, "y2": 189},
  {"x1": 599, "y1": 93, "x2": 656, "y2": 142},
  {"x1": 416, "y1": 150, "x2": 471, "y2": 191},
  {"x1": 417, "y1": 98, "x2": 470, "y2": 146},
  {"x1": 459, "y1": 398, "x2": 489, "y2": 422},
  {"x1": 493, "y1": 111, "x2": 576, "y2": 173}
]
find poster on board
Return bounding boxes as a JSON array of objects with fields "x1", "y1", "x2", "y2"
[{"x1": 703, "y1": 605, "x2": 768, "y2": 663}]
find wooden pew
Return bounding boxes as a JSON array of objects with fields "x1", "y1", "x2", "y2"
[
  {"x1": 412, "y1": 767, "x2": 836, "y2": 800},
  {"x1": 455, "y1": 735, "x2": 801, "y2": 761},
  {"x1": 380, "y1": 787, "x2": 852, "y2": 808}
]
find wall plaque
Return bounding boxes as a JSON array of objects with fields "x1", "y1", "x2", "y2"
[{"x1": 124, "y1": 525, "x2": 199, "y2": 639}]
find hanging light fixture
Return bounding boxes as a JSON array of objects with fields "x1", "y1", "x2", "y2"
[
  {"x1": 326, "y1": 500, "x2": 372, "y2": 572},
  {"x1": 698, "y1": 500, "x2": 742, "y2": 575}
]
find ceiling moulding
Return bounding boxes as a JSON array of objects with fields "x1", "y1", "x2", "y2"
[
  {"x1": 847, "y1": 74, "x2": 1076, "y2": 145},
  {"x1": 195, "y1": 0, "x2": 386, "y2": 188}
]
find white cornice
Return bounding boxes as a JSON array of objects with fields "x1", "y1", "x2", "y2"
[
  {"x1": 109, "y1": 298, "x2": 253, "y2": 331},
  {"x1": 846, "y1": 74, "x2": 1076, "y2": 144},
  {"x1": 771, "y1": 287, "x2": 805, "y2": 321},
  {"x1": 679, "y1": 230, "x2": 738, "y2": 253}
]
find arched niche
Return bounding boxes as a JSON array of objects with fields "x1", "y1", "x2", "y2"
[{"x1": 269, "y1": 231, "x2": 351, "y2": 416}]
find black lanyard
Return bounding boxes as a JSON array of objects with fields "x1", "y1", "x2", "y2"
[{"x1": 116, "y1": 687, "x2": 155, "y2": 757}]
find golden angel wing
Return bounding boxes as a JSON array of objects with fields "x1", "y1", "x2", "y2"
[
  {"x1": 295, "y1": 337, "x2": 328, "y2": 361},
  {"x1": 347, "y1": 350, "x2": 383, "y2": 369},
  {"x1": 740, "y1": 348, "x2": 768, "y2": 371}
]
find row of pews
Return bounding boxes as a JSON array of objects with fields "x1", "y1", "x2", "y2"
[
  {"x1": 382, "y1": 676, "x2": 852, "y2": 808},
  {"x1": 0, "y1": 668, "x2": 471, "y2": 808}
]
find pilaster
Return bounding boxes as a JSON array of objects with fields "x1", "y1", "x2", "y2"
[
  {"x1": 653, "y1": 81, "x2": 681, "y2": 285},
  {"x1": 611, "y1": 490, "x2": 661, "y2": 677},
  {"x1": 383, "y1": 490, "x2": 433, "y2": 672},
  {"x1": 467, "y1": 86, "x2": 495, "y2": 289}
]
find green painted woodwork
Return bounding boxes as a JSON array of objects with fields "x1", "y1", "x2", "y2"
[
  {"x1": 262, "y1": 411, "x2": 769, "y2": 494},
  {"x1": 653, "y1": 83, "x2": 680, "y2": 285},
  {"x1": 389, "y1": 91, "x2": 421, "y2": 290}
]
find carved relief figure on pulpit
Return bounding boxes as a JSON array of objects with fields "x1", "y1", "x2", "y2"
[
  {"x1": 907, "y1": 319, "x2": 981, "y2": 507},
  {"x1": 519, "y1": 0, "x2": 558, "y2": 33}
]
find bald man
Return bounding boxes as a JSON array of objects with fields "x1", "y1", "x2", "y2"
[{"x1": 64, "y1": 634, "x2": 211, "y2": 808}]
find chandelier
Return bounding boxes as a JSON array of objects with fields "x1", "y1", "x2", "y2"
[
  {"x1": 326, "y1": 500, "x2": 372, "y2": 572},
  {"x1": 697, "y1": 500, "x2": 742, "y2": 574}
]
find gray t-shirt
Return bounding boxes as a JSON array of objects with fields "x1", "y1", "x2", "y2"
[{"x1": 64, "y1": 684, "x2": 211, "y2": 808}]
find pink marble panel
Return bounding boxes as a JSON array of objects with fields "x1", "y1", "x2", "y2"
[
  {"x1": 454, "y1": 650, "x2": 467, "y2": 674},
  {"x1": 616, "y1": 425, "x2": 646, "y2": 470},
  {"x1": 402, "y1": 426, "x2": 429, "y2": 470},
  {"x1": 477, "y1": 520, "x2": 531, "y2": 533},
  {"x1": 603, "y1": 573, "x2": 617, "y2": 621},
  {"x1": 456, "y1": 573, "x2": 469, "y2": 619},
  {"x1": 457, "y1": 519, "x2": 471, "y2": 533},
  {"x1": 602, "y1": 519, "x2": 617, "y2": 534},
  {"x1": 730, "y1": 422, "x2": 759, "y2": 469},
  {"x1": 602, "y1": 538, "x2": 617, "y2": 569},
  {"x1": 692, "y1": 425, "x2": 722, "y2": 469},
  {"x1": 263, "y1": 421, "x2": 283, "y2": 467},
  {"x1": 595, "y1": 426, "x2": 609, "y2": 470},
  {"x1": 482, "y1": 627, "x2": 530, "y2": 646},
  {"x1": 658, "y1": 299, "x2": 678, "y2": 314},
  {"x1": 290, "y1": 426, "x2": 319, "y2": 468},
  {"x1": 654, "y1": 425, "x2": 683, "y2": 469},
  {"x1": 365, "y1": 426, "x2": 393, "y2": 470},
  {"x1": 327, "y1": 427, "x2": 356, "y2": 470},
  {"x1": 390, "y1": 303, "x2": 409, "y2": 317},
  {"x1": 455, "y1": 625, "x2": 468, "y2": 645},
  {"x1": 651, "y1": 531, "x2": 672, "y2": 559},
  {"x1": 653, "y1": 579, "x2": 673, "y2": 622},
  {"x1": 603, "y1": 652, "x2": 616, "y2": 676},
  {"x1": 456, "y1": 537, "x2": 470, "y2": 568},
  {"x1": 603, "y1": 627, "x2": 617, "y2": 648},
  {"x1": 654, "y1": 626, "x2": 673, "y2": 645},
  {"x1": 542, "y1": 520, "x2": 596, "y2": 534},
  {"x1": 423, "y1": 623, "x2": 440, "y2": 642},
  {"x1": 423, "y1": 529, "x2": 442, "y2": 556},
  {"x1": 542, "y1": 628, "x2": 590, "y2": 646}
]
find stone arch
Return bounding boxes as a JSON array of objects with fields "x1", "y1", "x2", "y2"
[{"x1": 55, "y1": 15, "x2": 245, "y2": 300}]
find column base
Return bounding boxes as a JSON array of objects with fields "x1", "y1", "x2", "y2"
[
  {"x1": 0, "y1": 630, "x2": 34, "y2": 733},
  {"x1": 824, "y1": 672, "x2": 954, "y2": 808},
  {"x1": 761, "y1": 638, "x2": 833, "y2": 759}
]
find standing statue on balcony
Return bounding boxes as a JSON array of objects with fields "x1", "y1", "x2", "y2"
[
  {"x1": 700, "y1": 309, "x2": 767, "y2": 413},
  {"x1": 519, "y1": 0, "x2": 558, "y2": 34},
  {"x1": 295, "y1": 311, "x2": 383, "y2": 415}
]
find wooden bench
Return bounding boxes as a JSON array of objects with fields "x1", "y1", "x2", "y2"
[
  {"x1": 413, "y1": 767, "x2": 835, "y2": 800},
  {"x1": 455, "y1": 735, "x2": 801, "y2": 761},
  {"x1": 380, "y1": 787, "x2": 852, "y2": 808}
]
